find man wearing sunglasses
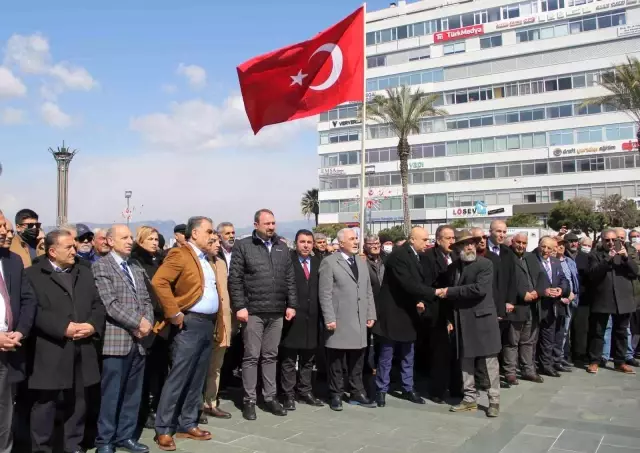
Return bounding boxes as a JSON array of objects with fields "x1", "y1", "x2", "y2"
[
  {"x1": 10, "y1": 209, "x2": 44, "y2": 268},
  {"x1": 76, "y1": 224, "x2": 100, "y2": 263}
]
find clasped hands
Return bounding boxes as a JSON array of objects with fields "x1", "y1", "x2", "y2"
[
  {"x1": 325, "y1": 319, "x2": 375, "y2": 331},
  {"x1": 0, "y1": 331, "x2": 23, "y2": 352},
  {"x1": 64, "y1": 322, "x2": 96, "y2": 340},
  {"x1": 235, "y1": 308, "x2": 297, "y2": 324},
  {"x1": 133, "y1": 317, "x2": 152, "y2": 338}
]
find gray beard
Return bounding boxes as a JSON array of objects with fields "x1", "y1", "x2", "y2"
[{"x1": 460, "y1": 250, "x2": 477, "y2": 262}]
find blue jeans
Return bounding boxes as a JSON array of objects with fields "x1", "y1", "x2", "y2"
[
  {"x1": 96, "y1": 347, "x2": 145, "y2": 447},
  {"x1": 562, "y1": 305, "x2": 576, "y2": 359},
  {"x1": 375, "y1": 339, "x2": 414, "y2": 393},
  {"x1": 601, "y1": 316, "x2": 633, "y2": 361}
]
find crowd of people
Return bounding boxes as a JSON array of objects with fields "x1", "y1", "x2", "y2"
[{"x1": 0, "y1": 206, "x2": 638, "y2": 453}]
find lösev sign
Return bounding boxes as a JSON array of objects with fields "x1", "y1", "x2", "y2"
[
  {"x1": 450, "y1": 202, "x2": 513, "y2": 218},
  {"x1": 434, "y1": 24, "x2": 484, "y2": 43},
  {"x1": 547, "y1": 140, "x2": 637, "y2": 158}
]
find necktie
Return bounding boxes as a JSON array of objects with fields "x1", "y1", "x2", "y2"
[
  {"x1": 121, "y1": 261, "x2": 137, "y2": 294},
  {"x1": 0, "y1": 263, "x2": 12, "y2": 331},
  {"x1": 543, "y1": 260, "x2": 552, "y2": 281},
  {"x1": 302, "y1": 260, "x2": 310, "y2": 280},
  {"x1": 347, "y1": 257, "x2": 359, "y2": 279},
  {"x1": 493, "y1": 246, "x2": 500, "y2": 256}
]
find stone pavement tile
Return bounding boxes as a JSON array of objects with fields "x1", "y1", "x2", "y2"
[
  {"x1": 226, "y1": 421, "x2": 304, "y2": 441},
  {"x1": 553, "y1": 429, "x2": 603, "y2": 453},
  {"x1": 342, "y1": 432, "x2": 420, "y2": 451},
  {"x1": 498, "y1": 433, "x2": 556, "y2": 453},
  {"x1": 176, "y1": 439, "x2": 255, "y2": 453},
  {"x1": 230, "y1": 434, "x2": 311, "y2": 453},
  {"x1": 596, "y1": 446, "x2": 640, "y2": 453},
  {"x1": 602, "y1": 434, "x2": 640, "y2": 449},
  {"x1": 270, "y1": 432, "x2": 367, "y2": 453},
  {"x1": 189, "y1": 426, "x2": 251, "y2": 443},
  {"x1": 520, "y1": 424, "x2": 564, "y2": 438},
  {"x1": 406, "y1": 440, "x2": 457, "y2": 453}
]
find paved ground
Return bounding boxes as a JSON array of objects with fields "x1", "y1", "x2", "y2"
[{"x1": 120, "y1": 364, "x2": 640, "y2": 453}]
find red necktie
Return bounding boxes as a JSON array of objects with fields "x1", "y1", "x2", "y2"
[
  {"x1": 302, "y1": 260, "x2": 310, "y2": 280},
  {"x1": 0, "y1": 266, "x2": 12, "y2": 331}
]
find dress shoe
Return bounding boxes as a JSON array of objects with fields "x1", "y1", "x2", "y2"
[
  {"x1": 615, "y1": 363, "x2": 637, "y2": 374},
  {"x1": 204, "y1": 406, "x2": 232, "y2": 419},
  {"x1": 154, "y1": 434, "x2": 176, "y2": 452},
  {"x1": 96, "y1": 447, "x2": 115, "y2": 453},
  {"x1": 243, "y1": 401, "x2": 257, "y2": 420},
  {"x1": 430, "y1": 396, "x2": 445, "y2": 404},
  {"x1": 561, "y1": 359, "x2": 574, "y2": 367},
  {"x1": 282, "y1": 396, "x2": 296, "y2": 411},
  {"x1": 376, "y1": 392, "x2": 386, "y2": 407},
  {"x1": 540, "y1": 368, "x2": 560, "y2": 377},
  {"x1": 500, "y1": 381, "x2": 511, "y2": 389},
  {"x1": 626, "y1": 358, "x2": 640, "y2": 367},
  {"x1": 114, "y1": 439, "x2": 149, "y2": 453},
  {"x1": 176, "y1": 427, "x2": 212, "y2": 441},
  {"x1": 554, "y1": 364, "x2": 573, "y2": 373},
  {"x1": 505, "y1": 375, "x2": 519, "y2": 385},
  {"x1": 265, "y1": 399, "x2": 287, "y2": 416},
  {"x1": 143, "y1": 412, "x2": 156, "y2": 429},
  {"x1": 329, "y1": 395, "x2": 343, "y2": 411},
  {"x1": 297, "y1": 393, "x2": 324, "y2": 407},
  {"x1": 521, "y1": 374, "x2": 544, "y2": 383},
  {"x1": 449, "y1": 401, "x2": 478, "y2": 412},
  {"x1": 486, "y1": 403, "x2": 500, "y2": 418},
  {"x1": 348, "y1": 392, "x2": 376, "y2": 408},
  {"x1": 586, "y1": 363, "x2": 599, "y2": 374},
  {"x1": 599, "y1": 358, "x2": 609, "y2": 368},
  {"x1": 67, "y1": 449, "x2": 85, "y2": 453},
  {"x1": 198, "y1": 414, "x2": 209, "y2": 424},
  {"x1": 402, "y1": 390, "x2": 425, "y2": 404}
]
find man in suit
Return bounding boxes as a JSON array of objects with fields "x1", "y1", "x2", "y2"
[
  {"x1": 422, "y1": 225, "x2": 459, "y2": 402},
  {"x1": 152, "y1": 217, "x2": 219, "y2": 449},
  {"x1": 505, "y1": 232, "x2": 544, "y2": 384},
  {"x1": 0, "y1": 210, "x2": 37, "y2": 453},
  {"x1": 26, "y1": 229, "x2": 106, "y2": 453},
  {"x1": 280, "y1": 229, "x2": 323, "y2": 410},
  {"x1": 374, "y1": 227, "x2": 432, "y2": 407},
  {"x1": 438, "y1": 230, "x2": 501, "y2": 418},
  {"x1": 229, "y1": 209, "x2": 297, "y2": 421},
  {"x1": 535, "y1": 236, "x2": 570, "y2": 378},
  {"x1": 93, "y1": 224, "x2": 154, "y2": 453},
  {"x1": 319, "y1": 228, "x2": 376, "y2": 411},
  {"x1": 217, "y1": 222, "x2": 235, "y2": 272},
  {"x1": 571, "y1": 236, "x2": 593, "y2": 364}
]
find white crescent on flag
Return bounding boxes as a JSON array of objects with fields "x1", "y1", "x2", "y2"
[{"x1": 309, "y1": 43, "x2": 343, "y2": 91}]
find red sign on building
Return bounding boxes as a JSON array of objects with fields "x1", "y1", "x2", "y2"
[{"x1": 433, "y1": 24, "x2": 485, "y2": 43}]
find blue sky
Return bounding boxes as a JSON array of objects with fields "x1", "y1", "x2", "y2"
[{"x1": 0, "y1": 0, "x2": 391, "y2": 226}]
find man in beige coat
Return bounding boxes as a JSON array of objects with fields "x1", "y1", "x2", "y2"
[{"x1": 203, "y1": 232, "x2": 234, "y2": 419}]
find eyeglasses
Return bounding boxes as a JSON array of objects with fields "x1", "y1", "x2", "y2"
[
  {"x1": 77, "y1": 235, "x2": 94, "y2": 243},
  {"x1": 19, "y1": 222, "x2": 41, "y2": 229},
  {"x1": 603, "y1": 238, "x2": 616, "y2": 242}
]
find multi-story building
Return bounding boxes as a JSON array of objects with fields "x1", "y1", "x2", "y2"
[{"x1": 317, "y1": 0, "x2": 640, "y2": 232}]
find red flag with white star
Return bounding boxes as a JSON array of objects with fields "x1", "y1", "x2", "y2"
[{"x1": 237, "y1": 6, "x2": 364, "y2": 134}]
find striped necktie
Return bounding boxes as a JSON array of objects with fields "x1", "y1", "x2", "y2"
[{"x1": 121, "y1": 261, "x2": 136, "y2": 294}]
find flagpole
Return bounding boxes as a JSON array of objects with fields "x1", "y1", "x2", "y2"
[{"x1": 358, "y1": 2, "x2": 367, "y2": 254}]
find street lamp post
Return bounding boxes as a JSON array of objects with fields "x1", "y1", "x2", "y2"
[{"x1": 124, "y1": 191, "x2": 132, "y2": 226}]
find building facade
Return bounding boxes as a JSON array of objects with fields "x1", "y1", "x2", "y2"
[{"x1": 317, "y1": 0, "x2": 640, "y2": 232}]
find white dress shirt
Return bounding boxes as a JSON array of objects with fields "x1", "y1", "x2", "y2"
[{"x1": 188, "y1": 243, "x2": 219, "y2": 315}]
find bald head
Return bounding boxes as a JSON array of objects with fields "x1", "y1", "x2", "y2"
[
  {"x1": 489, "y1": 220, "x2": 507, "y2": 246},
  {"x1": 511, "y1": 232, "x2": 528, "y2": 256},
  {"x1": 410, "y1": 226, "x2": 429, "y2": 253},
  {"x1": 539, "y1": 236, "x2": 557, "y2": 259},
  {"x1": 107, "y1": 224, "x2": 133, "y2": 258}
]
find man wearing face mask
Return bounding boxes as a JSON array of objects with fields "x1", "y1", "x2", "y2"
[{"x1": 11, "y1": 209, "x2": 45, "y2": 268}]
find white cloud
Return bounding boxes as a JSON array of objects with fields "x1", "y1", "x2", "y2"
[
  {"x1": 177, "y1": 63, "x2": 207, "y2": 89},
  {"x1": 3, "y1": 33, "x2": 97, "y2": 95},
  {"x1": 0, "y1": 67, "x2": 26, "y2": 98},
  {"x1": 130, "y1": 94, "x2": 316, "y2": 152},
  {"x1": 161, "y1": 84, "x2": 177, "y2": 94},
  {"x1": 40, "y1": 102, "x2": 72, "y2": 128},
  {"x1": 1, "y1": 107, "x2": 26, "y2": 125}
]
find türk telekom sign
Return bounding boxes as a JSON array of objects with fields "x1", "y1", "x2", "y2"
[{"x1": 434, "y1": 24, "x2": 484, "y2": 43}]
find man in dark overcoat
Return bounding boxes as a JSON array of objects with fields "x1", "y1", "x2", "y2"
[
  {"x1": 280, "y1": 229, "x2": 323, "y2": 410},
  {"x1": 438, "y1": 230, "x2": 501, "y2": 418},
  {"x1": 26, "y1": 229, "x2": 105, "y2": 453}
]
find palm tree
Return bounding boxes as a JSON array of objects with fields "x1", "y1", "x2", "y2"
[
  {"x1": 581, "y1": 56, "x2": 640, "y2": 146},
  {"x1": 365, "y1": 86, "x2": 447, "y2": 236},
  {"x1": 301, "y1": 188, "x2": 319, "y2": 226}
]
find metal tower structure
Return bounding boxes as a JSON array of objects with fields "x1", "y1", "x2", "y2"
[{"x1": 49, "y1": 142, "x2": 78, "y2": 226}]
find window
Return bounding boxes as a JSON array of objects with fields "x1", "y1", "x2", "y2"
[
  {"x1": 576, "y1": 127, "x2": 603, "y2": 144},
  {"x1": 573, "y1": 75, "x2": 586, "y2": 88},
  {"x1": 521, "y1": 133, "x2": 534, "y2": 149},
  {"x1": 606, "y1": 123, "x2": 635, "y2": 140},
  {"x1": 367, "y1": 56, "x2": 386, "y2": 68},
  {"x1": 535, "y1": 162, "x2": 548, "y2": 175},
  {"x1": 444, "y1": 42, "x2": 466, "y2": 55},
  {"x1": 480, "y1": 35, "x2": 503, "y2": 49},
  {"x1": 562, "y1": 160, "x2": 576, "y2": 173},
  {"x1": 507, "y1": 135, "x2": 520, "y2": 149},
  {"x1": 549, "y1": 129, "x2": 574, "y2": 146},
  {"x1": 551, "y1": 191, "x2": 564, "y2": 201},
  {"x1": 483, "y1": 137, "x2": 495, "y2": 152},
  {"x1": 525, "y1": 193, "x2": 537, "y2": 203},
  {"x1": 558, "y1": 77, "x2": 572, "y2": 90}
]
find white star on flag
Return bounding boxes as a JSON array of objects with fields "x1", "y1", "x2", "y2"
[{"x1": 290, "y1": 69, "x2": 307, "y2": 86}]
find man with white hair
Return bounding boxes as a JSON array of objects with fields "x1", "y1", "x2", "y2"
[
  {"x1": 94, "y1": 228, "x2": 112, "y2": 258},
  {"x1": 319, "y1": 228, "x2": 376, "y2": 411}
]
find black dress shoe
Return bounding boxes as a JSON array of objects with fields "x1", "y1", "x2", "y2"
[
  {"x1": 348, "y1": 392, "x2": 376, "y2": 408},
  {"x1": 198, "y1": 414, "x2": 209, "y2": 424},
  {"x1": 561, "y1": 359, "x2": 574, "y2": 367},
  {"x1": 114, "y1": 439, "x2": 149, "y2": 453},
  {"x1": 541, "y1": 368, "x2": 561, "y2": 377},
  {"x1": 521, "y1": 374, "x2": 544, "y2": 383},
  {"x1": 204, "y1": 406, "x2": 232, "y2": 419},
  {"x1": 297, "y1": 393, "x2": 324, "y2": 407},
  {"x1": 430, "y1": 396, "x2": 445, "y2": 404},
  {"x1": 626, "y1": 358, "x2": 640, "y2": 367},
  {"x1": 143, "y1": 412, "x2": 156, "y2": 429},
  {"x1": 96, "y1": 447, "x2": 114, "y2": 453},
  {"x1": 403, "y1": 390, "x2": 425, "y2": 404},
  {"x1": 376, "y1": 392, "x2": 386, "y2": 407},
  {"x1": 265, "y1": 400, "x2": 287, "y2": 416},
  {"x1": 243, "y1": 401, "x2": 257, "y2": 421},
  {"x1": 282, "y1": 396, "x2": 296, "y2": 411},
  {"x1": 554, "y1": 364, "x2": 573, "y2": 373},
  {"x1": 330, "y1": 395, "x2": 343, "y2": 411}
]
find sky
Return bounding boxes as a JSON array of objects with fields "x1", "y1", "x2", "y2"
[{"x1": 0, "y1": 0, "x2": 392, "y2": 227}]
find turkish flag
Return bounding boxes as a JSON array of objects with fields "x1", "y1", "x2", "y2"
[{"x1": 237, "y1": 6, "x2": 364, "y2": 134}]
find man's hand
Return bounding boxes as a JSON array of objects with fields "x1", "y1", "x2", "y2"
[
  {"x1": 531, "y1": 291, "x2": 539, "y2": 300},
  {"x1": 285, "y1": 308, "x2": 296, "y2": 321},
  {"x1": 0, "y1": 332, "x2": 18, "y2": 352},
  {"x1": 73, "y1": 323, "x2": 95, "y2": 340},
  {"x1": 7, "y1": 331, "x2": 23, "y2": 344},
  {"x1": 506, "y1": 303, "x2": 515, "y2": 313},
  {"x1": 326, "y1": 322, "x2": 337, "y2": 331},
  {"x1": 416, "y1": 302, "x2": 425, "y2": 314},
  {"x1": 138, "y1": 317, "x2": 152, "y2": 337},
  {"x1": 169, "y1": 312, "x2": 185, "y2": 329},
  {"x1": 568, "y1": 292, "x2": 575, "y2": 302},
  {"x1": 618, "y1": 246, "x2": 628, "y2": 258},
  {"x1": 609, "y1": 249, "x2": 617, "y2": 258},
  {"x1": 447, "y1": 323, "x2": 454, "y2": 333},
  {"x1": 524, "y1": 291, "x2": 538, "y2": 302},
  {"x1": 236, "y1": 308, "x2": 249, "y2": 323},
  {"x1": 560, "y1": 297, "x2": 570, "y2": 305},
  {"x1": 436, "y1": 288, "x2": 448, "y2": 298},
  {"x1": 366, "y1": 319, "x2": 375, "y2": 328},
  {"x1": 65, "y1": 322, "x2": 80, "y2": 339},
  {"x1": 551, "y1": 288, "x2": 562, "y2": 297}
]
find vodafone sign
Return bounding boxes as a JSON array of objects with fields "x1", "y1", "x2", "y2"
[{"x1": 434, "y1": 24, "x2": 484, "y2": 43}]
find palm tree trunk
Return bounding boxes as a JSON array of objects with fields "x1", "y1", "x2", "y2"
[
  {"x1": 314, "y1": 212, "x2": 318, "y2": 227},
  {"x1": 636, "y1": 121, "x2": 640, "y2": 152},
  {"x1": 398, "y1": 138, "x2": 411, "y2": 237}
]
